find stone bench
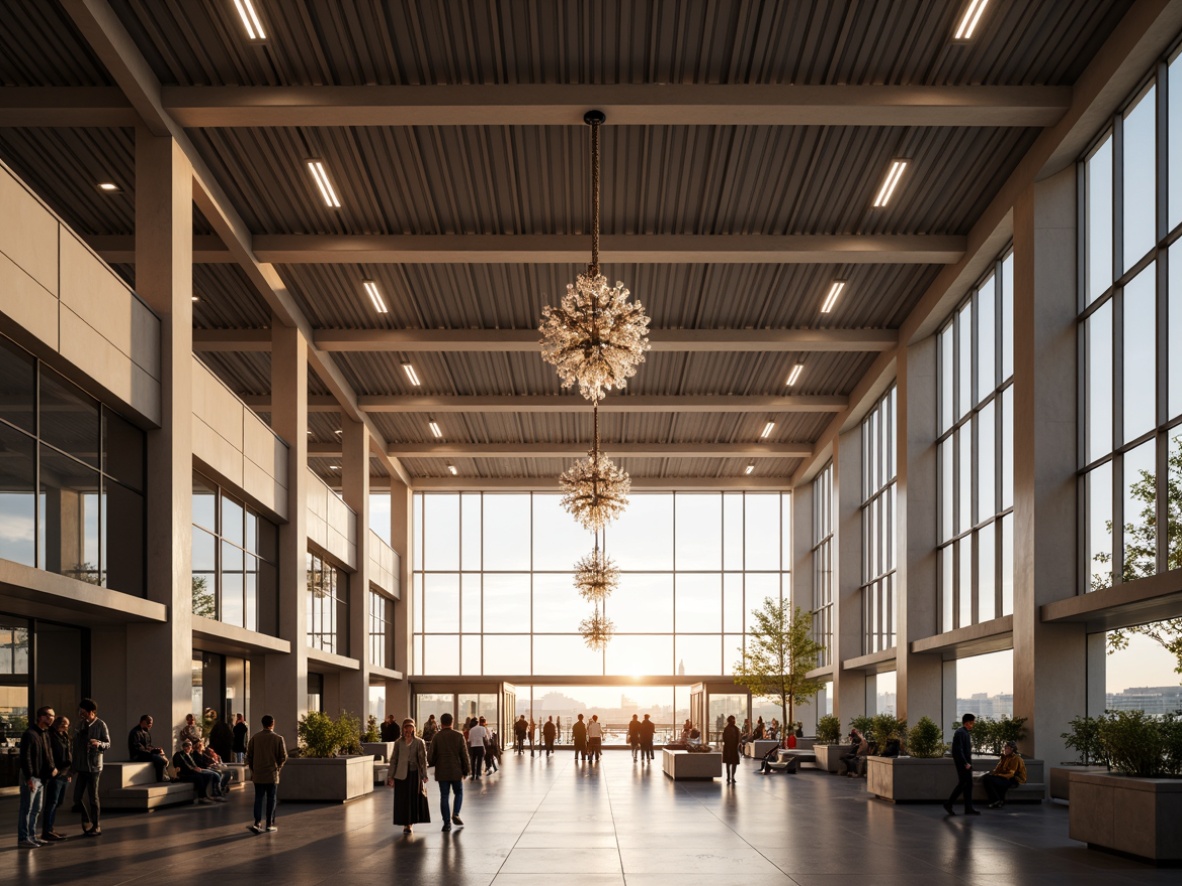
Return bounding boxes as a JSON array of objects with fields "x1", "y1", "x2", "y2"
[
  {"x1": 662, "y1": 749, "x2": 722, "y2": 780},
  {"x1": 742, "y1": 740, "x2": 780, "y2": 758},
  {"x1": 99, "y1": 762, "x2": 196, "y2": 810}
]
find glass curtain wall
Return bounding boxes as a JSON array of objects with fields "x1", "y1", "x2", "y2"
[
  {"x1": 307, "y1": 552, "x2": 347, "y2": 653},
  {"x1": 0, "y1": 333, "x2": 145, "y2": 596},
  {"x1": 369, "y1": 589, "x2": 395, "y2": 669},
  {"x1": 860, "y1": 387, "x2": 897, "y2": 653},
  {"x1": 812, "y1": 465, "x2": 834, "y2": 665},
  {"x1": 937, "y1": 250, "x2": 1016, "y2": 631},
  {"x1": 1081, "y1": 48, "x2": 1182, "y2": 593},
  {"x1": 412, "y1": 492, "x2": 790, "y2": 678}
]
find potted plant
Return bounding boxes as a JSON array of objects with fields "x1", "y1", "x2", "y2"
[
  {"x1": 905, "y1": 716, "x2": 947, "y2": 759},
  {"x1": 813, "y1": 714, "x2": 845, "y2": 772},
  {"x1": 281, "y1": 710, "x2": 374, "y2": 803},
  {"x1": 1049, "y1": 715, "x2": 1110, "y2": 802},
  {"x1": 869, "y1": 713, "x2": 908, "y2": 753},
  {"x1": 1069, "y1": 711, "x2": 1182, "y2": 862}
]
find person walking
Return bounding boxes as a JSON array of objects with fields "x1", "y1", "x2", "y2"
[
  {"x1": 513, "y1": 715, "x2": 528, "y2": 754},
  {"x1": 386, "y1": 718, "x2": 429, "y2": 835},
  {"x1": 40, "y1": 715, "x2": 72, "y2": 842},
  {"x1": 246, "y1": 714, "x2": 287, "y2": 833},
  {"x1": 421, "y1": 715, "x2": 438, "y2": 744},
  {"x1": 543, "y1": 716, "x2": 556, "y2": 756},
  {"x1": 722, "y1": 715, "x2": 741, "y2": 784},
  {"x1": 466, "y1": 716, "x2": 488, "y2": 779},
  {"x1": 72, "y1": 698, "x2": 109, "y2": 836},
  {"x1": 983, "y1": 740, "x2": 1028, "y2": 808},
  {"x1": 944, "y1": 713, "x2": 979, "y2": 815},
  {"x1": 639, "y1": 714, "x2": 656, "y2": 762},
  {"x1": 627, "y1": 714, "x2": 641, "y2": 761},
  {"x1": 17, "y1": 705, "x2": 56, "y2": 848},
  {"x1": 231, "y1": 713, "x2": 249, "y2": 764},
  {"x1": 572, "y1": 714, "x2": 588, "y2": 762},
  {"x1": 427, "y1": 713, "x2": 470, "y2": 832},
  {"x1": 587, "y1": 715, "x2": 603, "y2": 761}
]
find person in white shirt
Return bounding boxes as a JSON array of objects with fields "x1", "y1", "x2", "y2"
[
  {"x1": 587, "y1": 715, "x2": 603, "y2": 761},
  {"x1": 466, "y1": 717, "x2": 488, "y2": 780}
]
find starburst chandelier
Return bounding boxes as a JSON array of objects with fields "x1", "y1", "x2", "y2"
[
  {"x1": 559, "y1": 403, "x2": 631, "y2": 531},
  {"x1": 580, "y1": 603, "x2": 615, "y2": 650},
  {"x1": 539, "y1": 110, "x2": 651, "y2": 403},
  {"x1": 573, "y1": 535, "x2": 619, "y2": 602}
]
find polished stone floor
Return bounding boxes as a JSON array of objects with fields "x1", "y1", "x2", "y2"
[{"x1": 1, "y1": 753, "x2": 1176, "y2": 885}]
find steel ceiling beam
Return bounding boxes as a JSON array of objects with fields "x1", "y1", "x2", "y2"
[
  {"x1": 307, "y1": 442, "x2": 813, "y2": 458},
  {"x1": 242, "y1": 394, "x2": 845, "y2": 414}
]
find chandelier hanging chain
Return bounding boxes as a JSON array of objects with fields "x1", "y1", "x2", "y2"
[{"x1": 589, "y1": 113, "x2": 600, "y2": 275}]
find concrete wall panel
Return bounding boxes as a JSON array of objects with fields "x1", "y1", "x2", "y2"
[
  {"x1": 0, "y1": 251, "x2": 59, "y2": 349},
  {"x1": 59, "y1": 306, "x2": 162, "y2": 425},
  {"x1": 0, "y1": 165, "x2": 59, "y2": 294}
]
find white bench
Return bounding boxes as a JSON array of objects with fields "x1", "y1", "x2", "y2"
[
  {"x1": 662, "y1": 749, "x2": 722, "y2": 780},
  {"x1": 99, "y1": 762, "x2": 195, "y2": 810}
]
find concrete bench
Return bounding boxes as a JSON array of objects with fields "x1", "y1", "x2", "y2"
[
  {"x1": 742, "y1": 740, "x2": 780, "y2": 758},
  {"x1": 663, "y1": 749, "x2": 721, "y2": 780},
  {"x1": 374, "y1": 763, "x2": 390, "y2": 784},
  {"x1": 100, "y1": 762, "x2": 196, "y2": 810}
]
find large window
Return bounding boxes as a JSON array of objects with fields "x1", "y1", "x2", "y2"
[
  {"x1": 861, "y1": 388, "x2": 897, "y2": 653},
  {"x1": 307, "y1": 552, "x2": 347, "y2": 653},
  {"x1": 0, "y1": 334, "x2": 145, "y2": 595},
  {"x1": 369, "y1": 589, "x2": 395, "y2": 669},
  {"x1": 1082, "y1": 48, "x2": 1182, "y2": 593},
  {"x1": 937, "y1": 251, "x2": 1015, "y2": 631},
  {"x1": 411, "y1": 492, "x2": 790, "y2": 677},
  {"x1": 812, "y1": 465, "x2": 833, "y2": 666},
  {"x1": 191, "y1": 473, "x2": 278, "y2": 633}
]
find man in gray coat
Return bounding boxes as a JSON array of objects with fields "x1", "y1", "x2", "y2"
[
  {"x1": 426, "y1": 712, "x2": 470, "y2": 832},
  {"x1": 72, "y1": 698, "x2": 110, "y2": 836},
  {"x1": 246, "y1": 714, "x2": 287, "y2": 834}
]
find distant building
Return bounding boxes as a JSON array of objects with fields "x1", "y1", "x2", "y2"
[{"x1": 1106, "y1": 686, "x2": 1182, "y2": 715}]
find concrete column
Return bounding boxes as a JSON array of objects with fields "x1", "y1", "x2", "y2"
[
  {"x1": 340, "y1": 416, "x2": 372, "y2": 721},
  {"x1": 266, "y1": 325, "x2": 309, "y2": 733},
  {"x1": 1012, "y1": 165, "x2": 1087, "y2": 766},
  {"x1": 118, "y1": 128, "x2": 193, "y2": 739},
  {"x1": 834, "y1": 428, "x2": 867, "y2": 720},
  {"x1": 791, "y1": 482, "x2": 823, "y2": 731},
  {"x1": 896, "y1": 337, "x2": 944, "y2": 724},
  {"x1": 388, "y1": 477, "x2": 413, "y2": 716}
]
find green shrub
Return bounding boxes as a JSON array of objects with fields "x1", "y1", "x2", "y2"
[
  {"x1": 1098, "y1": 710, "x2": 1165, "y2": 777},
  {"x1": 297, "y1": 709, "x2": 363, "y2": 758},
  {"x1": 1060, "y1": 715, "x2": 1107, "y2": 766},
  {"x1": 966, "y1": 718, "x2": 995, "y2": 754},
  {"x1": 987, "y1": 715, "x2": 1027, "y2": 755},
  {"x1": 361, "y1": 714, "x2": 380, "y2": 743},
  {"x1": 869, "y1": 713, "x2": 908, "y2": 747},
  {"x1": 907, "y1": 716, "x2": 948, "y2": 758},
  {"x1": 1157, "y1": 713, "x2": 1182, "y2": 777},
  {"x1": 849, "y1": 715, "x2": 874, "y2": 738},
  {"x1": 816, "y1": 714, "x2": 842, "y2": 745}
]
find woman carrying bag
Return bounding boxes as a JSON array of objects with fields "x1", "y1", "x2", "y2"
[{"x1": 386, "y1": 718, "x2": 430, "y2": 835}]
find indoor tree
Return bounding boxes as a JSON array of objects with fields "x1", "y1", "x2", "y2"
[{"x1": 732, "y1": 598, "x2": 826, "y2": 734}]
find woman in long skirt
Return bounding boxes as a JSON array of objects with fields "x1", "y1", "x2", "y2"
[{"x1": 387, "y1": 718, "x2": 430, "y2": 834}]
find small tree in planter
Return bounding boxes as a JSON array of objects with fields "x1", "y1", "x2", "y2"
[
  {"x1": 1060, "y1": 715, "x2": 1108, "y2": 766},
  {"x1": 907, "y1": 717, "x2": 947, "y2": 758},
  {"x1": 986, "y1": 715, "x2": 1027, "y2": 755},
  {"x1": 869, "y1": 713, "x2": 908, "y2": 751},
  {"x1": 955, "y1": 717, "x2": 996, "y2": 755},
  {"x1": 732, "y1": 600, "x2": 826, "y2": 732},
  {"x1": 816, "y1": 715, "x2": 842, "y2": 745},
  {"x1": 297, "y1": 710, "x2": 363, "y2": 758},
  {"x1": 361, "y1": 714, "x2": 380, "y2": 743},
  {"x1": 1098, "y1": 710, "x2": 1166, "y2": 777}
]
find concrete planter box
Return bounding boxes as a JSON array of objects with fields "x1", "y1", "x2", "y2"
[
  {"x1": 361, "y1": 741, "x2": 396, "y2": 762},
  {"x1": 662, "y1": 749, "x2": 721, "y2": 780},
  {"x1": 742, "y1": 740, "x2": 780, "y2": 758},
  {"x1": 279, "y1": 755, "x2": 375, "y2": 803},
  {"x1": 1049, "y1": 765, "x2": 1108, "y2": 802},
  {"x1": 813, "y1": 744, "x2": 845, "y2": 773},
  {"x1": 1068, "y1": 772, "x2": 1182, "y2": 863},
  {"x1": 867, "y1": 756, "x2": 1045, "y2": 803}
]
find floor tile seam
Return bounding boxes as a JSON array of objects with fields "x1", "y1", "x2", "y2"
[
  {"x1": 491, "y1": 756, "x2": 592, "y2": 879},
  {"x1": 596, "y1": 761, "x2": 629, "y2": 879}
]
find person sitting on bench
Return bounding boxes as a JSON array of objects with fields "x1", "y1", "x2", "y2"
[
  {"x1": 842, "y1": 729, "x2": 869, "y2": 777},
  {"x1": 172, "y1": 740, "x2": 224, "y2": 802},
  {"x1": 193, "y1": 739, "x2": 233, "y2": 796},
  {"x1": 983, "y1": 740, "x2": 1027, "y2": 808},
  {"x1": 128, "y1": 715, "x2": 170, "y2": 781}
]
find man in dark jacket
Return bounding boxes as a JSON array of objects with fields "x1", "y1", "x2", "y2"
[
  {"x1": 639, "y1": 713, "x2": 656, "y2": 761},
  {"x1": 208, "y1": 712, "x2": 234, "y2": 761},
  {"x1": 18, "y1": 705, "x2": 56, "y2": 848},
  {"x1": 41, "y1": 715, "x2": 73, "y2": 842},
  {"x1": 232, "y1": 713, "x2": 249, "y2": 763},
  {"x1": 944, "y1": 713, "x2": 979, "y2": 815},
  {"x1": 128, "y1": 715, "x2": 169, "y2": 781},
  {"x1": 73, "y1": 698, "x2": 110, "y2": 836},
  {"x1": 572, "y1": 714, "x2": 588, "y2": 761},
  {"x1": 543, "y1": 716, "x2": 557, "y2": 756},
  {"x1": 426, "y1": 712, "x2": 470, "y2": 832}
]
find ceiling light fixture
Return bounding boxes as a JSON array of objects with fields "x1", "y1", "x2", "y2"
[
  {"x1": 233, "y1": 0, "x2": 267, "y2": 40},
  {"x1": 573, "y1": 537, "x2": 619, "y2": 603},
  {"x1": 580, "y1": 603, "x2": 615, "y2": 650},
  {"x1": 821, "y1": 280, "x2": 846, "y2": 314},
  {"x1": 953, "y1": 0, "x2": 991, "y2": 40},
  {"x1": 401, "y1": 362, "x2": 421, "y2": 386},
  {"x1": 786, "y1": 363, "x2": 804, "y2": 386},
  {"x1": 428, "y1": 419, "x2": 442, "y2": 438},
  {"x1": 745, "y1": 463, "x2": 755, "y2": 476},
  {"x1": 97, "y1": 182, "x2": 119, "y2": 192},
  {"x1": 329, "y1": 465, "x2": 341, "y2": 471},
  {"x1": 447, "y1": 464, "x2": 458, "y2": 476},
  {"x1": 760, "y1": 421, "x2": 775, "y2": 440},
  {"x1": 362, "y1": 280, "x2": 388, "y2": 314},
  {"x1": 191, "y1": 295, "x2": 200, "y2": 302},
  {"x1": 872, "y1": 159, "x2": 908, "y2": 208},
  {"x1": 333, "y1": 429, "x2": 342, "y2": 436},
  {"x1": 306, "y1": 159, "x2": 341, "y2": 209},
  {"x1": 539, "y1": 110, "x2": 651, "y2": 403},
  {"x1": 560, "y1": 403, "x2": 631, "y2": 532}
]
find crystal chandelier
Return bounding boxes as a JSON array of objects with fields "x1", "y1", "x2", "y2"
[
  {"x1": 580, "y1": 603, "x2": 615, "y2": 650},
  {"x1": 539, "y1": 110, "x2": 651, "y2": 403},
  {"x1": 573, "y1": 535, "x2": 619, "y2": 602},
  {"x1": 559, "y1": 403, "x2": 631, "y2": 532}
]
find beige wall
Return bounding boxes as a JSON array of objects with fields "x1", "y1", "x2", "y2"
[
  {"x1": 0, "y1": 160, "x2": 161, "y2": 426},
  {"x1": 307, "y1": 467, "x2": 357, "y2": 569},
  {"x1": 191, "y1": 356, "x2": 289, "y2": 519},
  {"x1": 368, "y1": 529, "x2": 400, "y2": 598}
]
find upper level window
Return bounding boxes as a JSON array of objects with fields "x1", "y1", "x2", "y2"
[
  {"x1": 937, "y1": 250, "x2": 1015, "y2": 631},
  {"x1": 308, "y1": 551, "x2": 347, "y2": 654},
  {"x1": 861, "y1": 387, "x2": 897, "y2": 653},
  {"x1": 1081, "y1": 47, "x2": 1182, "y2": 593}
]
